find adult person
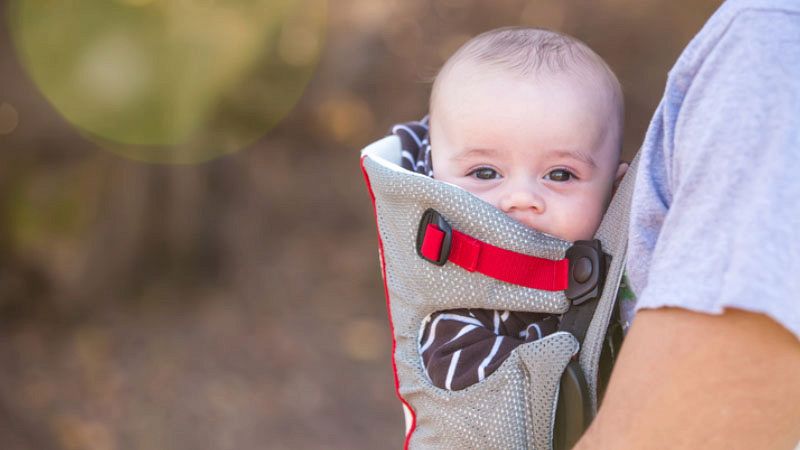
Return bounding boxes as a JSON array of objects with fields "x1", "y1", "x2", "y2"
[{"x1": 575, "y1": 0, "x2": 800, "y2": 448}]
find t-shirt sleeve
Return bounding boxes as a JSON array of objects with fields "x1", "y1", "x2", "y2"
[{"x1": 635, "y1": 9, "x2": 800, "y2": 339}]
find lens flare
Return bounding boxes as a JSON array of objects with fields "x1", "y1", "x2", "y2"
[{"x1": 8, "y1": 0, "x2": 327, "y2": 164}]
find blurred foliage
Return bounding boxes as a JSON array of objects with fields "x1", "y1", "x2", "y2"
[{"x1": 0, "y1": 1, "x2": 721, "y2": 449}]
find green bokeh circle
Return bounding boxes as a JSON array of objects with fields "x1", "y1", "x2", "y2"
[{"x1": 8, "y1": 0, "x2": 327, "y2": 164}]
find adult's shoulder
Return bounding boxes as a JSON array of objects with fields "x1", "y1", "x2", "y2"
[{"x1": 670, "y1": 0, "x2": 800, "y2": 81}]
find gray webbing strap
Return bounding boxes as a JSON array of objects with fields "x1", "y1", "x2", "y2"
[
  {"x1": 579, "y1": 154, "x2": 640, "y2": 410},
  {"x1": 552, "y1": 156, "x2": 640, "y2": 449}
]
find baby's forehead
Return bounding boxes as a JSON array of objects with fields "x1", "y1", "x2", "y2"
[
  {"x1": 434, "y1": 64, "x2": 617, "y2": 128},
  {"x1": 439, "y1": 56, "x2": 612, "y2": 97},
  {"x1": 432, "y1": 61, "x2": 622, "y2": 155}
]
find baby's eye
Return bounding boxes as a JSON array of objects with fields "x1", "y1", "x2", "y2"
[
  {"x1": 545, "y1": 169, "x2": 574, "y2": 182},
  {"x1": 469, "y1": 167, "x2": 500, "y2": 180}
]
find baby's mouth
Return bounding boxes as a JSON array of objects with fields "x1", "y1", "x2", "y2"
[
  {"x1": 507, "y1": 211, "x2": 544, "y2": 233},
  {"x1": 504, "y1": 212, "x2": 565, "y2": 241}
]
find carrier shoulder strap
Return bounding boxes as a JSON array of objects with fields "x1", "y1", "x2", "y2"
[
  {"x1": 559, "y1": 154, "x2": 639, "y2": 345},
  {"x1": 553, "y1": 155, "x2": 640, "y2": 450},
  {"x1": 580, "y1": 154, "x2": 639, "y2": 402}
]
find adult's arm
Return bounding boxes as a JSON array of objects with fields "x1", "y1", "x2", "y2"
[
  {"x1": 576, "y1": 307, "x2": 800, "y2": 449},
  {"x1": 578, "y1": 8, "x2": 800, "y2": 448}
]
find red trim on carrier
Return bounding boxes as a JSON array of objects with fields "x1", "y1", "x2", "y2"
[
  {"x1": 421, "y1": 223, "x2": 570, "y2": 291},
  {"x1": 360, "y1": 156, "x2": 417, "y2": 450}
]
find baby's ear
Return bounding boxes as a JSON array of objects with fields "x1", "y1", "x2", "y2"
[{"x1": 612, "y1": 161, "x2": 629, "y2": 193}]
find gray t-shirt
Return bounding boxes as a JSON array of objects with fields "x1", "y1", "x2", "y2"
[{"x1": 625, "y1": 0, "x2": 800, "y2": 339}]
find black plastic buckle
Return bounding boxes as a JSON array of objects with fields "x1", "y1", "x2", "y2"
[
  {"x1": 415, "y1": 208, "x2": 452, "y2": 266},
  {"x1": 565, "y1": 239, "x2": 608, "y2": 305}
]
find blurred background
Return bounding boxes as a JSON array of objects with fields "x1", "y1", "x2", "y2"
[{"x1": 0, "y1": 1, "x2": 720, "y2": 449}]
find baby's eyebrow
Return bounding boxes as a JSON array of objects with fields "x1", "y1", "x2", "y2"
[
  {"x1": 549, "y1": 149, "x2": 598, "y2": 168},
  {"x1": 452, "y1": 148, "x2": 501, "y2": 160}
]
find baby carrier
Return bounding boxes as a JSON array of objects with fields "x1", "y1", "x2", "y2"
[{"x1": 360, "y1": 124, "x2": 637, "y2": 450}]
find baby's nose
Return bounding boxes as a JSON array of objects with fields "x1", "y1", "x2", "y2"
[{"x1": 499, "y1": 189, "x2": 545, "y2": 214}]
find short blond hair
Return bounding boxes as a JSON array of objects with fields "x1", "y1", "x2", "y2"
[{"x1": 430, "y1": 27, "x2": 623, "y2": 135}]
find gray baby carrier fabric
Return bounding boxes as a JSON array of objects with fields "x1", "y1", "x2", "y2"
[{"x1": 360, "y1": 134, "x2": 636, "y2": 449}]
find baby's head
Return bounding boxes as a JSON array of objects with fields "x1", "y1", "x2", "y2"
[{"x1": 429, "y1": 27, "x2": 626, "y2": 242}]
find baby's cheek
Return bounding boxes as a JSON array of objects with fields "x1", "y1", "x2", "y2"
[
  {"x1": 567, "y1": 197, "x2": 606, "y2": 240},
  {"x1": 434, "y1": 176, "x2": 501, "y2": 210},
  {"x1": 471, "y1": 189, "x2": 502, "y2": 210}
]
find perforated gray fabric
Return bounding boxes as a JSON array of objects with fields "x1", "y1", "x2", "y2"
[
  {"x1": 411, "y1": 333, "x2": 577, "y2": 450},
  {"x1": 361, "y1": 136, "x2": 633, "y2": 449},
  {"x1": 580, "y1": 155, "x2": 639, "y2": 410}
]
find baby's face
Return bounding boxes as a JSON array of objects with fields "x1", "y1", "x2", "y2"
[{"x1": 430, "y1": 67, "x2": 625, "y2": 242}]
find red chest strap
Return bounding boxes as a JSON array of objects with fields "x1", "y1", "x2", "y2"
[
  {"x1": 416, "y1": 209, "x2": 606, "y2": 302},
  {"x1": 417, "y1": 209, "x2": 570, "y2": 291}
]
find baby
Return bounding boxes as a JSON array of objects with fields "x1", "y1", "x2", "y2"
[{"x1": 399, "y1": 27, "x2": 627, "y2": 390}]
